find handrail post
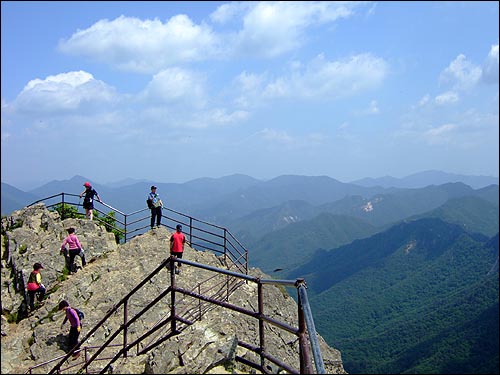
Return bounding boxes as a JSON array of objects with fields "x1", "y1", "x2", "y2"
[
  {"x1": 84, "y1": 347, "x2": 89, "y2": 374},
  {"x1": 124, "y1": 213, "x2": 128, "y2": 243},
  {"x1": 198, "y1": 284, "x2": 202, "y2": 320},
  {"x1": 61, "y1": 193, "x2": 65, "y2": 220},
  {"x1": 189, "y1": 217, "x2": 193, "y2": 244},
  {"x1": 123, "y1": 298, "x2": 128, "y2": 358},
  {"x1": 257, "y1": 281, "x2": 265, "y2": 370},
  {"x1": 297, "y1": 280, "x2": 312, "y2": 374},
  {"x1": 170, "y1": 257, "x2": 177, "y2": 334},
  {"x1": 297, "y1": 279, "x2": 325, "y2": 374},
  {"x1": 224, "y1": 228, "x2": 228, "y2": 267}
]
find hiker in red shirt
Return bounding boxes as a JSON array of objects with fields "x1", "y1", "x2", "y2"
[
  {"x1": 27, "y1": 262, "x2": 46, "y2": 311},
  {"x1": 169, "y1": 224, "x2": 186, "y2": 274}
]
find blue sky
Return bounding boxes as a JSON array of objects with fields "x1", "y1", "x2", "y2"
[{"x1": 1, "y1": 1, "x2": 499, "y2": 190}]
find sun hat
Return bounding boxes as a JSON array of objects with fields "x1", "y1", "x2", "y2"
[
  {"x1": 83, "y1": 182, "x2": 91, "y2": 187},
  {"x1": 33, "y1": 262, "x2": 43, "y2": 270}
]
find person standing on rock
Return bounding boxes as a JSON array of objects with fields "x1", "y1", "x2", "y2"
[
  {"x1": 169, "y1": 224, "x2": 186, "y2": 274},
  {"x1": 61, "y1": 227, "x2": 86, "y2": 273},
  {"x1": 27, "y1": 262, "x2": 46, "y2": 311},
  {"x1": 147, "y1": 185, "x2": 163, "y2": 229},
  {"x1": 80, "y1": 181, "x2": 101, "y2": 220},
  {"x1": 58, "y1": 300, "x2": 81, "y2": 359}
]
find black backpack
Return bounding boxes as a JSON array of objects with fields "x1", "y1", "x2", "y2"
[
  {"x1": 74, "y1": 308, "x2": 84, "y2": 321},
  {"x1": 147, "y1": 199, "x2": 153, "y2": 209}
]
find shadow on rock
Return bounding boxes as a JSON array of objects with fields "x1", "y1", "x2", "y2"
[{"x1": 46, "y1": 333, "x2": 69, "y2": 352}]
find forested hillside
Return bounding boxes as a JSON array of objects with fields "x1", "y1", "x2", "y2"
[
  {"x1": 248, "y1": 212, "x2": 377, "y2": 274},
  {"x1": 286, "y1": 220, "x2": 499, "y2": 374},
  {"x1": 409, "y1": 195, "x2": 499, "y2": 237},
  {"x1": 246, "y1": 192, "x2": 499, "y2": 276}
]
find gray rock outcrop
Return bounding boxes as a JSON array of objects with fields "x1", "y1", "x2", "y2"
[{"x1": 1, "y1": 204, "x2": 346, "y2": 374}]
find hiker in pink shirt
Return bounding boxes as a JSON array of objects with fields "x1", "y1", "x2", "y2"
[{"x1": 61, "y1": 227, "x2": 86, "y2": 273}]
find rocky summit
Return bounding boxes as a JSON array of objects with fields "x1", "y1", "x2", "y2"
[{"x1": 1, "y1": 204, "x2": 346, "y2": 374}]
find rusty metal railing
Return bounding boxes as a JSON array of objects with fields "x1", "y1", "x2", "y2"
[{"x1": 35, "y1": 256, "x2": 325, "y2": 374}]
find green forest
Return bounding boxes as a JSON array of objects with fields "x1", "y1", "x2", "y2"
[{"x1": 287, "y1": 220, "x2": 498, "y2": 373}]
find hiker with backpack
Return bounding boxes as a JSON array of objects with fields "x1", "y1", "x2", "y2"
[
  {"x1": 26, "y1": 262, "x2": 46, "y2": 311},
  {"x1": 61, "y1": 227, "x2": 86, "y2": 274},
  {"x1": 147, "y1": 185, "x2": 163, "y2": 229},
  {"x1": 59, "y1": 300, "x2": 83, "y2": 359},
  {"x1": 80, "y1": 181, "x2": 101, "y2": 220}
]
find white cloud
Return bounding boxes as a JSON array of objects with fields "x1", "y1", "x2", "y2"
[
  {"x1": 232, "y1": 71, "x2": 268, "y2": 108},
  {"x1": 418, "y1": 94, "x2": 430, "y2": 106},
  {"x1": 259, "y1": 128, "x2": 294, "y2": 144},
  {"x1": 196, "y1": 108, "x2": 251, "y2": 128},
  {"x1": 338, "y1": 122, "x2": 350, "y2": 131},
  {"x1": 367, "y1": 100, "x2": 379, "y2": 114},
  {"x1": 263, "y1": 53, "x2": 388, "y2": 99},
  {"x1": 235, "y1": 71, "x2": 266, "y2": 92},
  {"x1": 435, "y1": 91, "x2": 459, "y2": 105},
  {"x1": 354, "y1": 99, "x2": 380, "y2": 115},
  {"x1": 140, "y1": 68, "x2": 206, "y2": 106},
  {"x1": 178, "y1": 108, "x2": 251, "y2": 129},
  {"x1": 58, "y1": 3, "x2": 371, "y2": 73},
  {"x1": 439, "y1": 54, "x2": 482, "y2": 91},
  {"x1": 482, "y1": 43, "x2": 499, "y2": 84},
  {"x1": 11, "y1": 71, "x2": 118, "y2": 113},
  {"x1": 255, "y1": 127, "x2": 327, "y2": 149},
  {"x1": 137, "y1": 68, "x2": 249, "y2": 128},
  {"x1": 3, "y1": 67, "x2": 249, "y2": 137},
  {"x1": 208, "y1": 108, "x2": 249, "y2": 125},
  {"x1": 231, "y1": 53, "x2": 387, "y2": 109},
  {"x1": 210, "y1": 2, "x2": 252, "y2": 24},
  {"x1": 423, "y1": 123, "x2": 457, "y2": 145},
  {"x1": 396, "y1": 98, "x2": 498, "y2": 152},
  {"x1": 232, "y1": 1, "x2": 365, "y2": 58},
  {"x1": 395, "y1": 121, "x2": 459, "y2": 146},
  {"x1": 59, "y1": 15, "x2": 219, "y2": 74},
  {"x1": 23, "y1": 71, "x2": 94, "y2": 91}
]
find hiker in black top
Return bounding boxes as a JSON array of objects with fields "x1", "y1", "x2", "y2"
[
  {"x1": 148, "y1": 185, "x2": 163, "y2": 229},
  {"x1": 80, "y1": 182, "x2": 101, "y2": 220}
]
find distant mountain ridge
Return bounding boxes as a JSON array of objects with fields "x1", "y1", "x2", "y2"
[
  {"x1": 2, "y1": 170, "x2": 498, "y2": 218},
  {"x1": 0, "y1": 183, "x2": 40, "y2": 216},
  {"x1": 351, "y1": 169, "x2": 499, "y2": 189}
]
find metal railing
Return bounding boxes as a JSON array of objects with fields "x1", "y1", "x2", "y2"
[
  {"x1": 24, "y1": 195, "x2": 328, "y2": 374},
  {"x1": 27, "y1": 193, "x2": 248, "y2": 274},
  {"x1": 27, "y1": 256, "x2": 326, "y2": 374}
]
